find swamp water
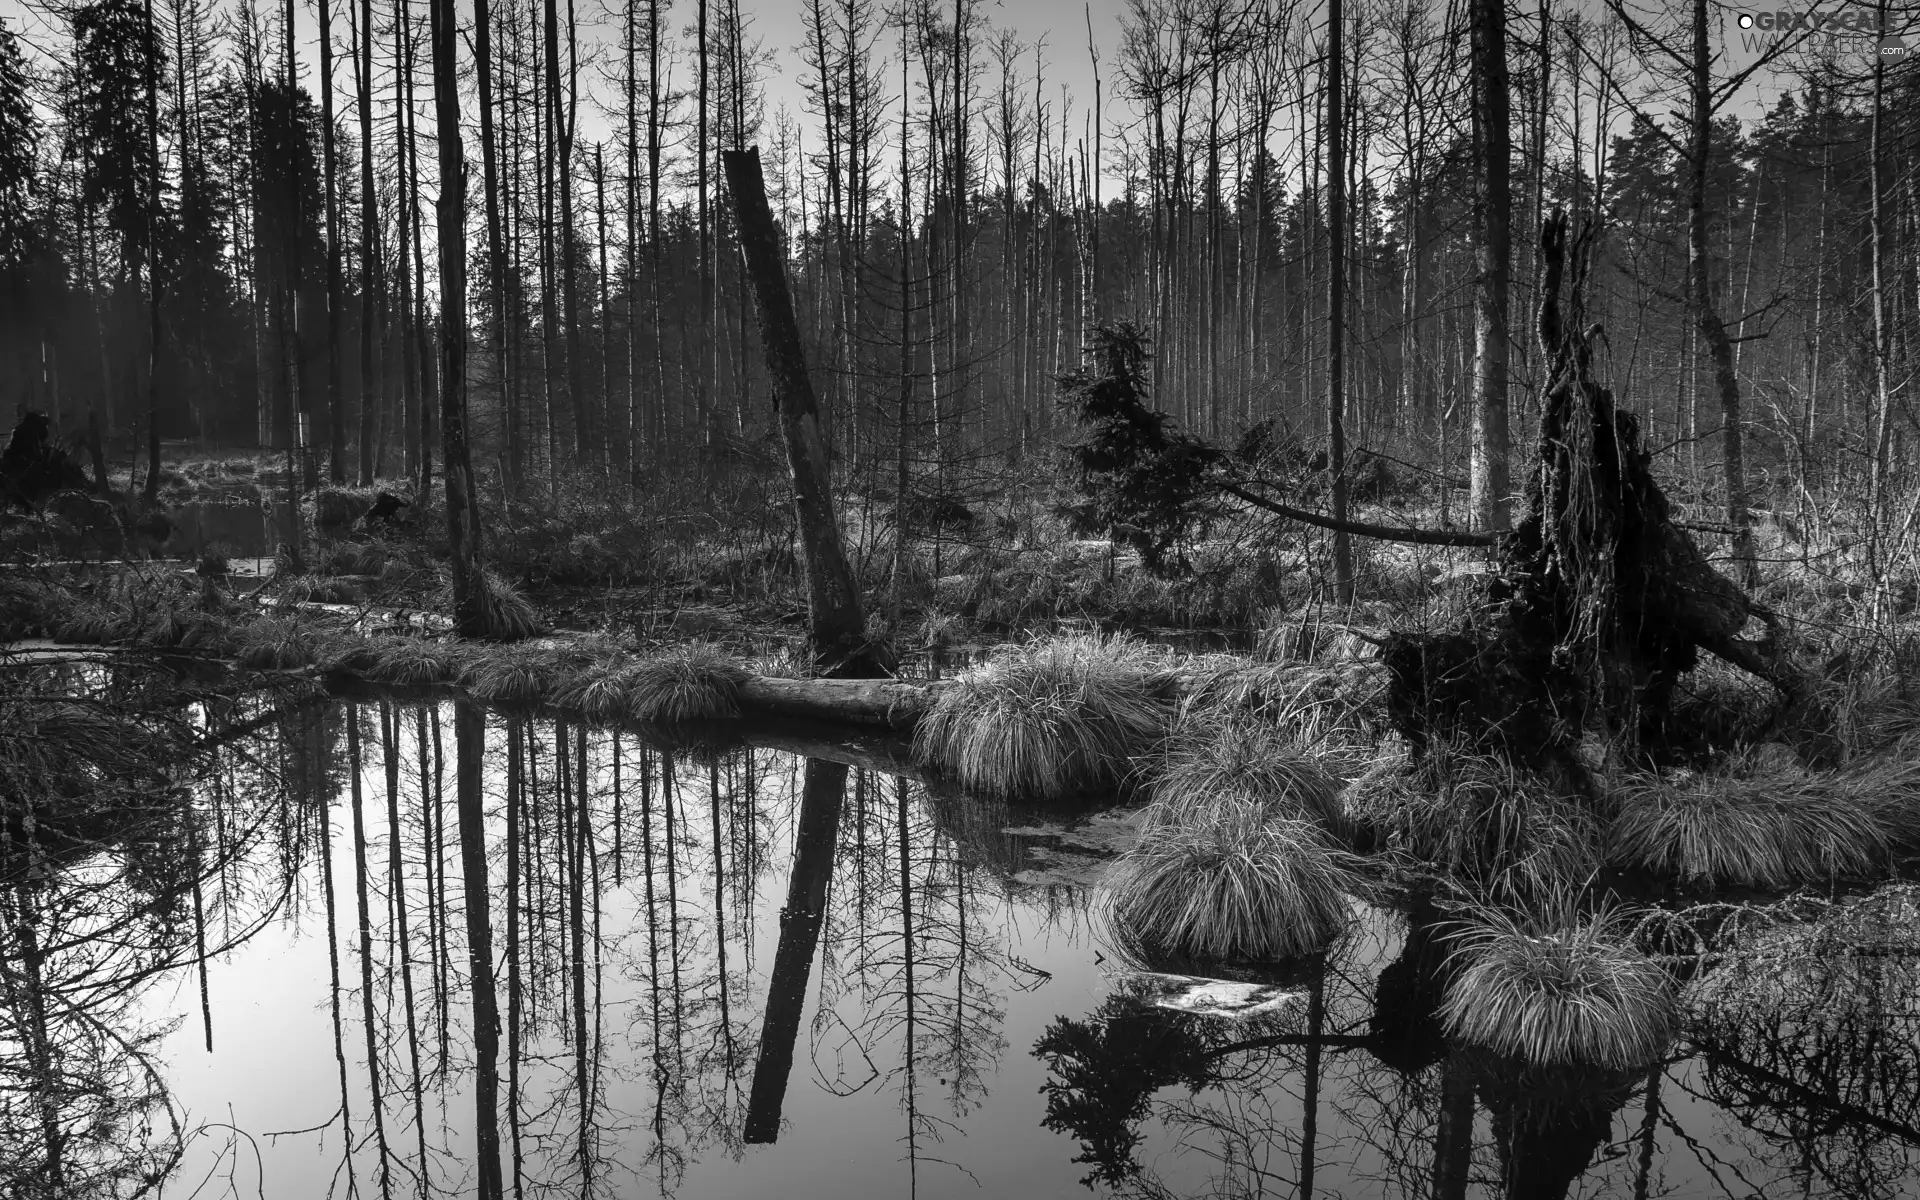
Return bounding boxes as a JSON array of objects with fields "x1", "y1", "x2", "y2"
[{"x1": 14, "y1": 693, "x2": 1920, "y2": 1198}]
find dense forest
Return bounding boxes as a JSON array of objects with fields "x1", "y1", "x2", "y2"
[
  {"x1": 0, "y1": 0, "x2": 1913, "y2": 527},
  {"x1": 6, "y1": 1, "x2": 1920, "y2": 1197}
]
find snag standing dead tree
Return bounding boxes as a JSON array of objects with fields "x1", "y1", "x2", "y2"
[{"x1": 722, "y1": 146, "x2": 882, "y2": 678}]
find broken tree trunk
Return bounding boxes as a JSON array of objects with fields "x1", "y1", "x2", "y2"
[
  {"x1": 1383, "y1": 209, "x2": 1805, "y2": 765},
  {"x1": 722, "y1": 146, "x2": 881, "y2": 678}
]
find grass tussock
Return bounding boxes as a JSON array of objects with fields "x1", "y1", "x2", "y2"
[
  {"x1": 623, "y1": 643, "x2": 749, "y2": 723},
  {"x1": 351, "y1": 636, "x2": 460, "y2": 686},
  {"x1": 428, "y1": 568, "x2": 545, "y2": 640},
  {"x1": 1147, "y1": 714, "x2": 1347, "y2": 837},
  {"x1": 549, "y1": 654, "x2": 641, "y2": 723},
  {"x1": 915, "y1": 633, "x2": 1174, "y2": 801},
  {"x1": 1105, "y1": 797, "x2": 1363, "y2": 965},
  {"x1": 1607, "y1": 749, "x2": 1888, "y2": 888},
  {"x1": 233, "y1": 617, "x2": 319, "y2": 669},
  {"x1": 460, "y1": 643, "x2": 559, "y2": 703},
  {"x1": 1441, "y1": 909, "x2": 1676, "y2": 1070},
  {"x1": 1347, "y1": 745, "x2": 1599, "y2": 899}
]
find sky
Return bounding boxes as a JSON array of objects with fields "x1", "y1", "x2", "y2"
[{"x1": 1, "y1": 0, "x2": 1906, "y2": 205}]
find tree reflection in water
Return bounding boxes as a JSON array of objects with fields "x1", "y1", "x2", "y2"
[{"x1": 8, "y1": 675, "x2": 1920, "y2": 1198}]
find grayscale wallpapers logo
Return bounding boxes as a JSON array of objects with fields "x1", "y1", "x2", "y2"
[{"x1": 1735, "y1": 8, "x2": 1911, "y2": 56}]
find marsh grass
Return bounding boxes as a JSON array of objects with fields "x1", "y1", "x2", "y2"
[
  {"x1": 623, "y1": 643, "x2": 749, "y2": 723},
  {"x1": 476, "y1": 569, "x2": 544, "y2": 640},
  {"x1": 232, "y1": 617, "x2": 319, "y2": 669},
  {"x1": 349, "y1": 636, "x2": 460, "y2": 686},
  {"x1": 1147, "y1": 714, "x2": 1347, "y2": 837},
  {"x1": 1607, "y1": 750, "x2": 1889, "y2": 888},
  {"x1": 915, "y1": 633, "x2": 1174, "y2": 801},
  {"x1": 549, "y1": 653, "x2": 639, "y2": 722},
  {"x1": 1441, "y1": 908, "x2": 1675, "y2": 1070},
  {"x1": 460, "y1": 643, "x2": 559, "y2": 703},
  {"x1": 1105, "y1": 797, "x2": 1363, "y2": 965},
  {"x1": 1348, "y1": 745, "x2": 1599, "y2": 899}
]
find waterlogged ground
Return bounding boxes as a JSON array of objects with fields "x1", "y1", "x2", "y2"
[{"x1": 19, "y1": 694, "x2": 1920, "y2": 1198}]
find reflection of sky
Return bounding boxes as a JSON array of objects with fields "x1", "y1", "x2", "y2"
[{"x1": 102, "y1": 700, "x2": 1920, "y2": 1198}]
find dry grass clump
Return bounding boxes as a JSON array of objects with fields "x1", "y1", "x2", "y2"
[
  {"x1": 915, "y1": 633, "x2": 1174, "y2": 801},
  {"x1": 460, "y1": 642, "x2": 559, "y2": 702},
  {"x1": 1104, "y1": 797, "x2": 1363, "y2": 965},
  {"x1": 624, "y1": 643, "x2": 749, "y2": 723},
  {"x1": 1347, "y1": 745, "x2": 1599, "y2": 899},
  {"x1": 1607, "y1": 750, "x2": 1888, "y2": 889},
  {"x1": 1146, "y1": 714, "x2": 1347, "y2": 837},
  {"x1": 1441, "y1": 909, "x2": 1676, "y2": 1070},
  {"x1": 233, "y1": 617, "x2": 319, "y2": 669}
]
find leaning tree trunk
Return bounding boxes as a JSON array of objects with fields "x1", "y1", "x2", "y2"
[
  {"x1": 1383, "y1": 209, "x2": 1806, "y2": 769},
  {"x1": 722, "y1": 146, "x2": 881, "y2": 677}
]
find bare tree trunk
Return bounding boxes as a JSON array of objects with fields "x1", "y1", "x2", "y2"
[
  {"x1": 429, "y1": 0, "x2": 488, "y2": 635},
  {"x1": 1686, "y1": 0, "x2": 1755, "y2": 583},
  {"x1": 476, "y1": 0, "x2": 510, "y2": 497},
  {"x1": 1325, "y1": 0, "x2": 1355, "y2": 601},
  {"x1": 723, "y1": 146, "x2": 876, "y2": 675},
  {"x1": 356, "y1": 0, "x2": 379, "y2": 485},
  {"x1": 1469, "y1": 0, "x2": 1512, "y2": 533},
  {"x1": 321, "y1": 0, "x2": 345, "y2": 483},
  {"x1": 1867, "y1": 0, "x2": 1894, "y2": 556},
  {"x1": 141, "y1": 0, "x2": 163, "y2": 504}
]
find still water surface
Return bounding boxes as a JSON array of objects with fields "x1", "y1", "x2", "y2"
[{"x1": 22, "y1": 694, "x2": 1920, "y2": 1198}]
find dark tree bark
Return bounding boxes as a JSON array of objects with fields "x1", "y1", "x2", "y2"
[
  {"x1": 1686, "y1": 0, "x2": 1755, "y2": 584},
  {"x1": 141, "y1": 0, "x2": 162, "y2": 505},
  {"x1": 475, "y1": 0, "x2": 509, "y2": 497},
  {"x1": 355, "y1": 0, "x2": 378, "y2": 486},
  {"x1": 1324, "y1": 0, "x2": 1355, "y2": 602},
  {"x1": 722, "y1": 146, "x2": 878, "y2": 676},
  {"x1": 320, "y1": 0, "x2": 345, "y2": 483},
  {"x1": 1469, "y1": 0, "x2": 1511, "y2": 533},
  {"x1": 428, "y1": 0, "x2": 487, "y2": 636}
]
